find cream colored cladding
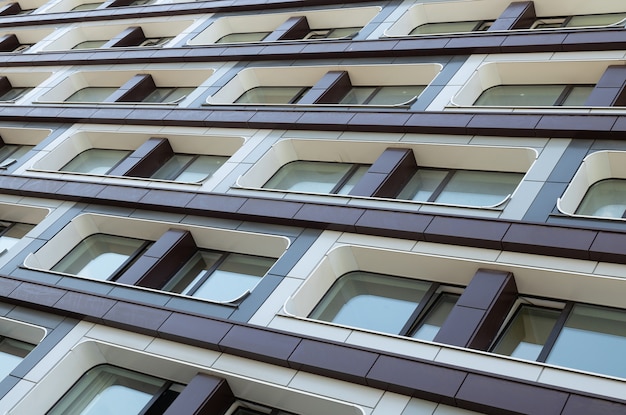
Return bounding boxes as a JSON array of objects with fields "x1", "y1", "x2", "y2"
[
  {"x1": 2, "y1": 321, "x2": 482, "y2": 415},
  {"x1": 259, "y1": 228, "x2": 626, "y2": 400}
]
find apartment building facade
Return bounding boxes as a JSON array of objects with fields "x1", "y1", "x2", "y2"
[{"x1": 0, "y1": 0, "x2": 625, "y2": 413}]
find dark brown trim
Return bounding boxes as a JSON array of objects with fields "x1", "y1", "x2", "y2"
[
  {"x1": 4, "y1": 174, "x2": 626, "y2": 264},
  {"x1": 488, "y1": 1, "x2": 536, "y2": 31},
  {"x1": 297, "y1": 70, "x2": 352, "y2": 105},
  {"x1": 585, "y1": 65, "x2": 626, "y2": 107},
  {"x1": 104, "y1": 73, "x2": 156, "y2": 103},
  {"x1": 0, "y1": 106, "x2": 623, "y2": 139},
  {"x1": 434, "y1": 269, "x2": 518, "y2": 349},
  {"x1": 0, "y1": 2, "x2": 21, "y2": 16},
  {"x1": 115, "y1": 228, "x2": 196, "y2": 288},
  {"x1": 349, "y1": 147, "x2": 417, "y2": 198},
  {"x1": 263, "y1": 15, "x2": 311, "y2": 42},
  {"x1": 0, "y1": 274, "x2": 624, "y2": 415},
  {"x1": 101, "y1": 26, "x2": 146, "y2": 48},
  {"x1": 163, "y1": 373, "x2": 235, "y2": 415},
  {"x1": 0, "y1": 34, "x2": 20, "y2": 52},
  {"x1": 0, "y1": 76, "x2": 12, "y2": 97},
  {"x1": 0, "y1": 0, "x2": 377, "y2": 28},
  {"x1": 108, "y1": 136, "x2": 174, "y2": 177},
  {"x1": 1, "y1": 28, "x2": 626, "y2": 66}
]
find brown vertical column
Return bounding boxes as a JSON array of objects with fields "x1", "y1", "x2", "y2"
[
  {"x1": 297, "y1": 71, "x2": 353, "y2": 105},
  {"x1": 101, "y1": 26, "x2": 146, "y2": 48},
  {"x1": 487, "y1": 1, "x2": 536, "y2": 31},
  {"x1": 433, "y1": 269, "x2": 518, "y2": 350},
  {"x1": 0, "y1": 34, "x2": 20, "y2": 52},
  {"x1": 107, "y1": 137, "x2": 174, "y2": 178},
  {"x1": 0, "y1": 3, "x2": 22, "y2": 15},
  {"x1": 115, "y1": 228, "x2": 197, "y2": 288},
  {"x1": 0, "y1": 76, "x2": 13, "y2": 98},
  {"x1": 584, "y1": 66, "x2": 626, "y2": 106},
  {"x1": 104, "y1": 73, "x2": 156, "y2": 103},
  {"x1": 106, "y1": 0, "x2": 142, "y2": 7},
  {"x1": 263, "y1": 16, "x2": 311, "y2": 41},
  {"x1": 163, "y1": 373, "x2": 235, "y2": 415},
  {"x1": 349, "y1": 148, "x2": 417, "y2": 198}
]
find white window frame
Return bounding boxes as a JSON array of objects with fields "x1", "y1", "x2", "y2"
[
  {"x1": 23, "y1": 214, "x2": 289, "y2": 300},
  {"x1": 237, "y1": 138, "x2": 536, "y2": 209},
  {"x1": 40, "y1": 18, "x2": 195, "y2": 51},
  {"x1": 384, "y1": 0, "x2": 626, "y2": 37},
  {"x1": 187, "y1": 6, "x2": 381, "y2": 46},
  {"x1": 450, "y1": 59, "x2": 620, "y2": 109},
  {"x1": 558, "y1": 150, "x2": 626, "y2": 220},
  {"x1": 8, "y1": 340, "x2": 365, "y2": 415},
  {"x1": 35, "y1": 69, "x2": 212, "y2": 105},
  {"x1": 206, "y1": 64, "x2": 441, "y2": 106},
  {"x1": 27, "y1": 129, "x2": 242, "y2": 184}
]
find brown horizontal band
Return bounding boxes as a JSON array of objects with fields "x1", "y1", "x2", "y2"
[
  {"x1": 0, "y1": 105, "x2": 623, "y2": 139},
  {"x1": 0, "y1": 0, "x2": 372, "y2": 28},
  {"x1": 0, "y1": 29, "x2": 624, "y2": 66},
  {"x1": 0, "y1": 174, "x2": 624, "y2": 264},
  {"x1": 0, "y1": 273, "x2": 624, "y2": 415}
]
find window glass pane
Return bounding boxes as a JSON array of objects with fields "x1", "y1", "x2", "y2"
[
  {"x1": 0, "y1": 222, "x2": 34, "y2": 252},
  {"x1": 0, "y1": 87, "x2": 31, "y2": 101},
  {"x1": 139, "y1": 37, "x2": 173, "y2": 47},
  {"x1": 532, "y1": 18, "x2": 566, "y2": 29},
  {"x1": 189, "y1": 253, "x2": 274, "y2": 302},
  {"x1": 60, "y1": 149, "x2": 130, "y2": 175},
  {"x1": 309, "y1": 271, "x2": 432, "y2": 335},
  {"x1": 474, "y1": 85, "x2": 567, "y2": 106},
  {"x1": 324, "y1": 27, "x2": 360, "y2": 39},
  {"x1": 151, "y1": 154, "x2": 227, "y2": 182},
  {"x1": 397, "y1": 169, "x2": 449, "y2": 202},
  {"x1": 65, "y1": 87, "x2": 118, "y2": 102},
  {"x1": 410, "y1": 21, "x2": 481, "y2": 35},
  {"x1": 150, "y1": 154, "x2": 193, "y2": 180},
  {"x1": 336, "y1": 165, "x2": 370, "y2": 195},
  {"x1": 339, "y1": 87, "x2": 377, "y2": 105},
  {"x1": 0, "y1": 337, "x2": 34, "y2": 380},
  {"x1": 367, "y1": 86, "x2": 424, "y2": 105},
  {"x1": 72, "y1": 40, "x2": 107, "y2": 50},
  {"x1": 0, "y1": 144, "x2": 33, "y2": 167},
  {"x1": 47, "y1": 365, "x2": 166, "y2": 415},
  {"x1": 216, "y1": 32, "x2": 270, "y2": 43},
  {"x1": 411, "y1": 293, "x2": 459, "y2": 341},
  {"x1": 264, "y1": 161, "x2": 353, "y2": 193},
  {"x1": 142, "y1": 87, "x2": 194, "y2": 103},
  {"x1": 546, "y1": 304, "x2": 626, "y2": 378},
  {"x1": 576, "y1": 179, "x2": 626, "y2": 218},
  {"x1": 492, "y1": 305, "x2": 560, "y2": 361},
  {"x1": 52, "y1": 234, "x2": 145, "y2": 280},
  {"x1": 561, "y1": 86, "x2": 593, "y2": 106},
  {"x1": 70, "y1": 2, "x2": 102, "y2": 10},
  {"x1": 235, "y1": 86, "x2": 308, "y2": 104},
  {"x1": 162, "y1": 250, "x2": 222, "y2": 294},
  {"x1": 436, "y1": 170, "x2": 522, "y2": 207},
  {"x1": 171, "y1": 155, "x2": 227, "y2": 183},
  {"x1": 566, "y1": 13, "x2": 626, "y2": 27}
]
